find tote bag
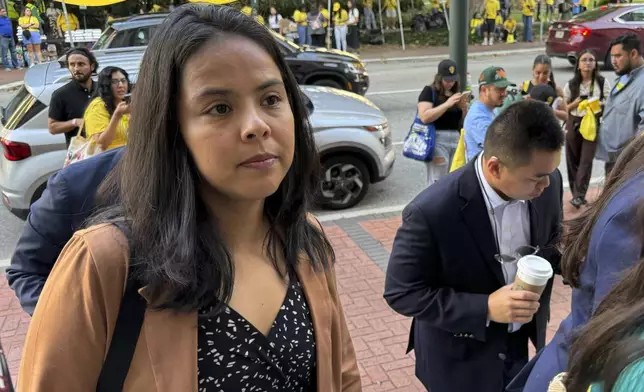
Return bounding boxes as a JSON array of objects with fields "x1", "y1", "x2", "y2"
[
  {"x1": 63, "y1": 127, "x2": 104, "y2": 168},
  {"x1": 402, "y1": 88, "x2": 436, "y2": 161}
]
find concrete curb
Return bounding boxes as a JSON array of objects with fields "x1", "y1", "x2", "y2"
[
  {"x1": 362, "y1": 47, "x2": 545, "y2": 64},
  {"x1": 0, "y1": 81, "x2": 25, "y2": 93}
]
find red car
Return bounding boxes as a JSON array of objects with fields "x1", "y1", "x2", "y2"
[{"x1": 546, "y1": 4, "x2": 644, "y2": 68}]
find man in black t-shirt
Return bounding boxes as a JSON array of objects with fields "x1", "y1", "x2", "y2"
[{"x1": 48, "y1": 48, "x2": 98, "y2": 147}]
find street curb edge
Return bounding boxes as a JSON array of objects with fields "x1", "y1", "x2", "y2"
[{"x1": 362, "y1": 47, "x2": 546, "y2": 64}]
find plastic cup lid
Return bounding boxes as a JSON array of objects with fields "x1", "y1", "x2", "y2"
[{"x1": 517, "y1": 255, "x2": 553, "y2": 280}]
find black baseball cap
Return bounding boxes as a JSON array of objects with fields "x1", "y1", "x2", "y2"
[
  {"x1": 438, "y1": 59, "x2": 459, "y2": 82},
  {"x1": 529, "y1": 84, "x2": 557, "y2": 105}
]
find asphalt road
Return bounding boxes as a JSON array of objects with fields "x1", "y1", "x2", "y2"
[{"x1": 0, "y1": 52, "x2": 615, "y2": 261}]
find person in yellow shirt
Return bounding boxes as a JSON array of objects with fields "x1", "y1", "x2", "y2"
[
  {"x1": 293, "y1": 5, "x2": 310, "y2": 45},
  {"x1": 545, "y1": 0, "x2": 554, "y2": 21},
  {"x1": 240, "y1": 6, "x2": 265, "y2": 24},
  {"x1": 363, "y1": 0, "x2": 377, "y2": 31},
  {"x1": 333, "y1": 2, "x2": 348, "y2": 51},
  {"x1": 522, "y1": 0, "x2": 535, "y2": 42},
  {"x1": 503, "y1": 16, "x2": 516, "y2": 43},
  {"x1": 482, "y1": 0, "x2": 499, "y2": 45},
  {"x1": 56, "y1": 11, "x2": 79, "y2": 33},
  {"x1": 470, "y1": 12, "x2": 483, "y2": 37},
  {"x1": 83, "y1": 66, "x2": 131, "y2": 151},
  {"x1": 19, "y1": 8, "x2": 43, "y2": 65},
  {"x1": 384, "y1": 0, "x2": 397, "y2": 30}
]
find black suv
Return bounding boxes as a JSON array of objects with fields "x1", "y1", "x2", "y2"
[{"x1": 92, "y1": 13, "x2": 370, "y2": 95}]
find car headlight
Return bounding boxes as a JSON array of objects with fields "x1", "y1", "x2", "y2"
[{"x1": 345, "y1": 61, "x2": 366, "y2": 74}]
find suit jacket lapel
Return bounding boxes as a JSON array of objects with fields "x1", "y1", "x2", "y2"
[
  {"x1": 529, "y1": 200, "x2": 539, "y2": 247},
  {"x1": 458, "y1": 160, "x2": 505, "y2": 286}
]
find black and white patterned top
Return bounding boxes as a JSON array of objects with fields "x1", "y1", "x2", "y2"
[{"x1": 197, "y1": 278, "x2": 317, "y2": 391}]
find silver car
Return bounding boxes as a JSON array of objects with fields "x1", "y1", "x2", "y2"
[{"x1": 0, "y1": 50, "x2": 394, "y2": 219}]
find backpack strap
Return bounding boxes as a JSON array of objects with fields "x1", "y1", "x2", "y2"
[{"x1": 96, "y1": 226, "x2": 146, "y2": 392}]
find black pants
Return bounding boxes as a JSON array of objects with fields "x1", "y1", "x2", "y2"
[
  {"x1": 311, "y1": 34, "x2": 325, "y2": 47},
  {"x1": 347, "y1": 25, "x2": 360, "y2": 50},
  {"x1": 565, "y1": 115, "x2": 597, "y2": 199}
]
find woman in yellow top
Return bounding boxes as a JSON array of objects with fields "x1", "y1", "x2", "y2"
[
  {"x1": 503, "y1": 17, "x2": 517, "y2": 42},
  {"x1": 482, "y1": 0, "x2": 499, "y2": 45},
  {"x1": 84, "y1": 66, "x2": 131, "y2": 151},
  {"x1": 333, "y1": 2, "x2": 348, "y2": 51},
  {"x1": 19, "y1": 8, "x2": 43, "y2": 66},
  {"x1": 522, "y1": 0, "x2": 535, "y2": 42}
]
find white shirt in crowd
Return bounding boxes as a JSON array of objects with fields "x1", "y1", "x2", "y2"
[
  {"x1": 348, "y1": 8, "x2": 359, "y2": 25},
  {"x1": 269, "y1": 14, "x2": 283, "y2": 30},
  {"x1": 563, "y1": 79, "x2": 612, "y2": 117},
  {"x1": 476, "y1": 154, "x2": 531, "y2": 333}
]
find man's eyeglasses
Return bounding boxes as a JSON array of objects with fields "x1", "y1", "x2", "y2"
[
  {"x1": 110, "y1": 78, "x2": 128, "y2": 86},
  {"x1": 495, "y1": 245, "x2": 539, "y2": 265}
]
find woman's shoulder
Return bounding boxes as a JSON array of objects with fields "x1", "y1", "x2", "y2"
[{"x1": 70, "y1": 223, "x2": 130, "y2": 271}]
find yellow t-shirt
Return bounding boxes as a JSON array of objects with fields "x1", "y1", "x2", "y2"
[
  {"x1": 84, "y1": 98, "x2": 129, "y2": 151},
  {"x1": 334, "y1": 9, "x2": 348, "y2": 25},
  {"x1": 484, "y1": 0, "x2": 500, "y2": 19},
  {"x1": 18, "y1": 16, "x2": 39, "y2": 32},
  {"x1": 364, "y1": 0, "x2": 373, "y2": 8},
  {"x1": 384, "y1": 0, "x2": 397, "y2": 11},
  {"x1": 57, "y1": 13, "x2": 79, "y2": 31},
  {"x1": 321, "y1": 8, "x2": 330, "y2": 27},
  {"x1": 522, "y1": 0, "x2": 535, "y2": 16},
  {"x1": 546, "y1": 0, "x2": 554, "y2": 5},
  {"x1": 495, "y1": 15, "x2": 503, "y2": 25},
  {"x1": 470, "y1": 18, "x2": 483, "y2": 28},
  {"x1": 293, "y1": 10, "x2": 307, "y2": 26},
  {"x1": 503, "y1": 19, "x2": 517, "y2": 32}
]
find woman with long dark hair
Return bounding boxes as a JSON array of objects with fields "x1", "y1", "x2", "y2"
[
  {"x1": 521, "y1": 54, "x2": 568, "y2": 121},
  {"x1": 519, "y1": 134, "x2": 644, "y2": 392},
  {"x1": 564, "y1": 50, "x2": 611, "y2": 209},
  {"x1": 83, "y1": 66, "x2": 131, "y2": 151},
  {"x1": 18, "y1": 5, "x2": 360, "y2": 391},
  {"x1": 416, "y1": 59, "x2": 467, "y2": 185}
]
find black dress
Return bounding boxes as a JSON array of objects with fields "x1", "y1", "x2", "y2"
[{"x1": 197, "y1": 278, "x2": 317, "y2": 391}]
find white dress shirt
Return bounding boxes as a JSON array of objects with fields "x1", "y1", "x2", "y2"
[{"x1": 475, "y1": 154, "x2": 531, "y2": 332}]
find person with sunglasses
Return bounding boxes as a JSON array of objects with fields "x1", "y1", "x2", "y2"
[{"x1": 384, "y1": 100, "x2": 564, "y2": 392}]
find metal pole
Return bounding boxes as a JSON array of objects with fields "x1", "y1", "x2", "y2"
[
  {"x1": 449, "y1": 0, "x2": 467, "y2": 89},
  {"x1": 395, "y1": 0, "x2": 404, "y2": 50},
  {"x1": 327, "y1": 0, "x2": 331, "y2": 49},
  {"x1": 60, "y1": 0, "x2": 74, "y2": 47},
  {"x1": 250, "y1": 0, "x2": 257, "y2": 17},
  {"x1": 377, "y1": 0, "x2": 384, "y2": 43},
  {"x1": 441, "y1": 0, "x2": 450, "y2": 31}
]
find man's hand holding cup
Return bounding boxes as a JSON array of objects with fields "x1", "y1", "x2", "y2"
[{"x1": 488, "y1": 285, "x2": 540, "y2": 324}]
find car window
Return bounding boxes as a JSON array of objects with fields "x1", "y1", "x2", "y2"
[
  {"x1": 1, "y1": 87, "x2": 46, "y2": 130},
  {"x1": 92, "y1": 26, "x2": 116, "y2": 50},
  {"x1": 571, "y1": 6, "x2": 615, "y2": 22},
  {"x1": 618, "y1": 8, "x2": 644, "y2": 22}
]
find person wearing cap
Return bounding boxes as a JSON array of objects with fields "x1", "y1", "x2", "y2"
[
  {"x1": 483, "y1": 0, "x2": 500, "y2": 45},
  {"x1": 332, "y1": 2, "x2": 348, "y2": 51},
  {"x1": 527, "y1": 83, "x2": 568, "y2": 122},
  {"x1": 463, "y1": 66, "x2": 513, "y2": 160},
  {"x1": 416, "y1": 59, "x2": 468, "y2": 184}
]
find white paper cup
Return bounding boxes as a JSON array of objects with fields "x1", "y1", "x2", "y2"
[{"x1": 513, "y1": 255, "x2": 553, "y2": 296}]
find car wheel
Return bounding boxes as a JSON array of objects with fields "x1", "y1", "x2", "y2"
[
  {"x1": 312, "y1": 78, "x2": 344, "y2": 89},
  {"x1": 320, "y1": 155, "x2": 370, "y2": 210}
]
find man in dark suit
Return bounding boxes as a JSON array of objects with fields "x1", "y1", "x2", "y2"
[
  {"x1": 6, "y1": 147, "x2": 123, "y2": 315},
  {"x1": 384, "y1": 100, "x2": 564, "y2": 392}
]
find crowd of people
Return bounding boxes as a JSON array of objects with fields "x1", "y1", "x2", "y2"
[
  {"x1": 4, "y1": 2, "x2": 644, "y2": 391},
  {"x1": 397, "y1": 31, "x2": 644, "y2": 392}
]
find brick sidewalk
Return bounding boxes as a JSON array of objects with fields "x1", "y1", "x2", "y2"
[
  {"x1": 0, "y1": 188, "x2": 599, "y2": 389},
  {"x1": 0, "y1": 69, "x2": 25, "y2": 87}
]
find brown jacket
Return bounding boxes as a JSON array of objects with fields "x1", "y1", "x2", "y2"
[{"x1": 19, "y1": 223, "x2": 361, "y2": 391}]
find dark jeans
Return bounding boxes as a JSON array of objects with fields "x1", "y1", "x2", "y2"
[{"x1": 566, "y1": 115, "x2": 597, "y2": 200}]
